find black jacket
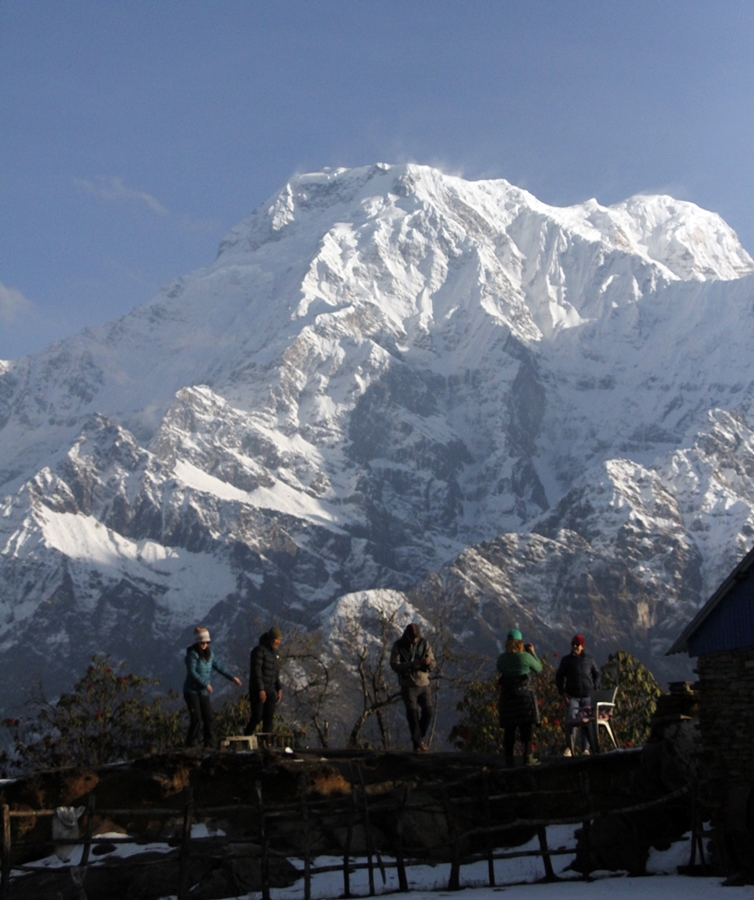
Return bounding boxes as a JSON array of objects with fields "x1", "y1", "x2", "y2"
[
  {"x1": 390, "y1": 636, "x2": 434, "y2": 688},
  {"x1": 555, "y1": 652, "x2": 599, "y2": 699},
  {"x1": 249, "y1": 633, "x2": 282, "y2": 694}
]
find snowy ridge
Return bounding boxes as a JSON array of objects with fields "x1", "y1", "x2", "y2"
[{"x1": 1, "y1": 163, "x2": 754, "y2": 705}]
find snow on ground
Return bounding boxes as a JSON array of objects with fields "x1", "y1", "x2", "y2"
[
  {"x1": 306, "y1": 877, "x2": 753, "y2": 900},
  {"x1": 14, "y1": 823, "x2": 222, "y2": 872},
  {"x1": 15, "y1": 823, "x2": 750, "y2": 900},
  {"x1": 262, "y1": 827, "x2": 719, "y2": 900},
  {"x1": 283, "y1": 828, "x2": 739, "y2": 900}
]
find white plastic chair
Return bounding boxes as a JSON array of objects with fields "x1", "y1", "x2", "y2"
[{"x1": 588, "y1": 687, "x2": 619, "y2": 751}]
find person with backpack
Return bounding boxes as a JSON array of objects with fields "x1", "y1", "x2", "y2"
[
  {"x1": 183, "y1": 626, "x2": 242, "y2": 749},
  {"x1": 496, "y1": 629, "x2": 543, "y2": 767},
  {"x1": 390, "y1": 623, "x2": 435, "y2": 751}
]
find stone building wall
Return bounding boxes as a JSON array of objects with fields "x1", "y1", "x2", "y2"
[
  {"x1": 696, "y1": 644, "x2": 754, "y2": 788},
  {"x1": 696, "y1": 644, "x2": 754, "y2": 881}
]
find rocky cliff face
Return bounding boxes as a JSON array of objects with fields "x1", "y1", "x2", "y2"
[{"x1": 1, "y1": 163, "x2": 753, "y2": 708}]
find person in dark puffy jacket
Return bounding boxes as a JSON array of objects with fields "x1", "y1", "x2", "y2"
[
  {"x1": 183, "y1": 626, "x2": 241, "y2": 748},
  {"x1": 245, "y1": 626, "x2": 283, "y2": 738},
  {"x1": 555, "y1": 633, "x2": 600, "y2": 755},
  {"x1": 497, "y1": 629, "x2": 543, "y2": 767},
  {"x1": 390, "y1": 623, "x2": 435, "y2": 751}
]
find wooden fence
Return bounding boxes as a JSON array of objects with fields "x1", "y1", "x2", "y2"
[{"x1": 0, "y1": 773, "x2": 701, "y2": 900}]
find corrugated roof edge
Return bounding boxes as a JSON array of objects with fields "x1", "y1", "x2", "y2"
[{"x1": 667, "y1": 543, "x2": 754, "y2": 655}]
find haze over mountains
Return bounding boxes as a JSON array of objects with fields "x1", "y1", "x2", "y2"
[{"x1": 2, "y1": 162, "x2": 754, "y2": 710}]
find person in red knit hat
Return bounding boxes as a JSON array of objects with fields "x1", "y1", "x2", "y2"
[{"x1": 555, "y1": 634, "x2": 600, "y2": 755}]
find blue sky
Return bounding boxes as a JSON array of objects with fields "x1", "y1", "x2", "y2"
[{"x1": 1, "y1": 0, "x2": 753, "y2": 359}]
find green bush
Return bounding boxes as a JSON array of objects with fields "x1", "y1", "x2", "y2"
[
  {"x1": 448, "y1": 677, "x2": 502, "y2": 753},
  {"x1": 531, "y1": 656, "x2": 570, "y2": 757},
  {"x1": 0, "y1": 655, "x2": 184, "y2": 773},
  {"x1": 599, "y1": 650, "x2": 662, "y2": 748}
]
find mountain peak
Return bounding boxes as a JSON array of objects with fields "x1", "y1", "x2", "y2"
[
  {"x1": 1, "y1": 163, "x2": 753, "y2": 709},
  {"x1": 216, "y1": 164, "x2": 752, "y2": 291},
  {"x1": 608, "y1": 193, "x2": 754, "y2": 281}
]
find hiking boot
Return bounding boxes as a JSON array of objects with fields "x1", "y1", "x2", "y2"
[{"x1": 563, "y1": 748, "x2": 572, "y2": 757}]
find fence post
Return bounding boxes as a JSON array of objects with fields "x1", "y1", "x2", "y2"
[
  {"x1": 395, "y1": 783, "x2": 410, "y2": 893},
  {"x1": 79, "y1": 794, "x2": 96, "y2": 869},
  {"x1": 256, "y1": 780, "x2": 271, "y2": 900},
  {"x1": 177, "y1": 788, "x2": 194, "y2": 900},
  {"x1": 581, "y1": 819, "x2": 592, "y2": 881},
  {"x1": 299, "y1": 773, "x2": 311, "y2": 900},
  {"x1": 689, "y1": 790, "x2": 707, "y2": 873},
  {"x1": 580, "y1": 768, "x2": 592, "y2": 881},
  {"x1": 356, "y1": 768, "x2": 376, "y2": 896},
  {"x1": 343, "y1": 786, "x2": 356, "y2": 899},
  {"x1": 537, "y1": 826, "x2": 556, "y2": 881},
  {"x1": 442, "y1": 786, "x2": 461, "y2": 891},
  {"x1": 1, "y1": 804, "x2": 10, "y2": 900},
  {"x1": 483, "y1": 772, "x2": 495, "y2": 887}
]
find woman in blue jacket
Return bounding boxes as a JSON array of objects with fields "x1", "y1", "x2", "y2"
[{"x1": 183, "y1": 626, "x2": 241, "y2": 748}]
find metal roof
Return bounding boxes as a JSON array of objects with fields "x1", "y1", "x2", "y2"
[{"x1": 668, "y1": 543, "x2": 754, "y2": 656}]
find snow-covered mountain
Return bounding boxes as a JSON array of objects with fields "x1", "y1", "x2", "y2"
[{"x1": 2, "y1": 163, "x2": 754, "y2": 708}]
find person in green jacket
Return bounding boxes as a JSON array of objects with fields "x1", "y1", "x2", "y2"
[{"x1": 496, "y1": 629, "x2": 543, "y2": 767}]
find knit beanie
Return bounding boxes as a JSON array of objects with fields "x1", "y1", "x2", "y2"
[
  {"x1": 403, "y1": 623, "x2": 421, "y2": 641},
  {"x1": 268, "y1": 626, "x2": 283, "y2": 640},
  {"x1": 507, "y1": 629, "x2": 523, "y2": 641},
  {"x1": 193, "y1": 627, "x2": 211, "y2": 645},
  {"x1": 572, "y1": 634, "x2": 586, "y2": 647}
]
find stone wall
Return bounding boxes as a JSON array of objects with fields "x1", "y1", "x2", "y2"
[
  {"x1": 696, "y1": 645, "x2": 754, "y2": 787},
  {"x1": 696, "y1": 645, "x2": 754, "y2": 882}
]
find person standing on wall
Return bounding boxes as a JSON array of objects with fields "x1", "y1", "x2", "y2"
[
  {"x1": 183, "y1": 626, "x2": 242, "y2": 749},
  {"x1": 496, "y1": 629, "x2": 543, "y2": 767},
  {"x1": 245, "y1": 626, "x2": 283, "y2": 739},
  {"x1": 556, "y1": 633, "x2": 600, "y2": 755},
  {"x1": 390, "y1": 623, "x2": 435, "y2": 751}
]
